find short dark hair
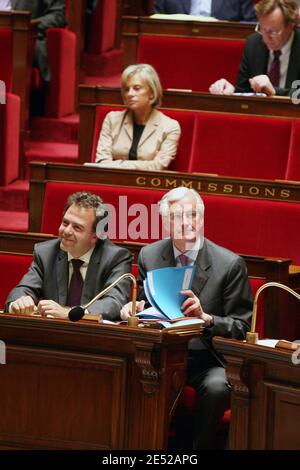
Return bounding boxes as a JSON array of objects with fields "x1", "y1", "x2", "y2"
[{"x1": 64, "y1": 192, "x2": 108, "y2": 232}]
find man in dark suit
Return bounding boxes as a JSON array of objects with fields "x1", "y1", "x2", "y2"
[
  {"x1": 209, "y1": 0, "x2": 300, "y2": 96},
  {"x1": 5, "y1": 192, "x2": 132, "y2": 320},
  {"x1": 11, "y1": 0, "x2": 67, "y2": 81},
  {"x1": 121, "y1": 186, "x2": 253, "y2": 449},
  {"x1": 153, "y1": 0, "x2": 256, "y2": 22}
]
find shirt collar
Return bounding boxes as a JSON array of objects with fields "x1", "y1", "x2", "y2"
[
  {"x1": 68, "y1": 246, "x2": 95, "y2": 265},
  {"x1": 269, "y1": 30, "x2": 294, "y2": 57},
  {"x1": 173, "y1": 238, "x2": 201, "y2": 264}
]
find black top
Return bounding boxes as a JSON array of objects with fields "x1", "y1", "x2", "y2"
[{"x1": 129, "y1": 123, "x2": 145, "y2": 160}]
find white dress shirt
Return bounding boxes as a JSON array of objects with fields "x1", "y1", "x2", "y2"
[
  {"x1": 267, "y1": 31, "x2": 294, "y2": 88},
  {"x1": 190, "y1": 0, "x2": 212, "y2": 17},
  {"x1": 0, "y1": 0, "x2": 11, "y2": 10}
]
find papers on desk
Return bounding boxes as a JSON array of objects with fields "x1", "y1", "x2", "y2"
[
  {"x1": 138, "y1": 266, "x2": 204, "y2": 330},
  {"x1": 233, "y1": 92, "x2": 267, "y2": 97},
  {"x1": 257, "y1": 339, "x2": 300, "y2": 350},
  {"x1": 150, "y1": 14, "x2": 219, "y2": 22},
  {"x1": 143, "y1": 265, "x2": 195, "y2": 320}
]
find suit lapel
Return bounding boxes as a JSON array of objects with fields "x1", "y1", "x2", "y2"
[
  {"x1": 183, "y1": 0, "x2": 191, "y2": 14},
  {"x1": 123, "y1": 111, "x2": 134, "y2": 140},
  {"x1": 81, "y1": 242, "x2": 103, "y2": 304},
  {"x1": 286, "y1": 30, "x2": 300, "y2": 87},
  {"x1": 192, "y1": 240, "x2": 211, "y2": 297},
  {"x1": 160, "y1": 239, "x2": 176, "y2": 267},
  {"x1": 56, "y1": 250, "x2": 68, "y2": 306},
  {"x1": 138, "y1": 109, "x2": 160, "y2": 147}
]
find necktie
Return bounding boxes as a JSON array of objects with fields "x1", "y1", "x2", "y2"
[
  {"x1": 177, "y1": 253, "x2": 189, "y2": 266},
  {"x1": 67, "y1": 259, "x2": 84, "y2": 306},
  {"x1": 268, "y1": 50, "x2": 281, "y2": 87}
]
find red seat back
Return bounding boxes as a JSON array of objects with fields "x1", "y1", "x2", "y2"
[
  {"x1": 137, "y1": 36, "x2": 245, "y2": 92},
  {"x1": 0, "y1": 253, "x2": 33, "y2": 308},
  {"x1": 285, "y1": 120, "x2": 300, "y2": 181},
  {"x1": 41, "y1": 182, "x2": 165, "y2": 243},
  {"x1": 0, "y1": 93, "x2": 20, "y2": 185},
  {"x1": 190, "y1": 113, "x2": 291, "y2": 179},
  {"x1": 87, "y1": 0, "x2": 118, "y2": 54}
]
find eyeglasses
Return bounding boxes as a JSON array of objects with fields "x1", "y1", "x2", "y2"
[{"x1": 255, "y1": 23, "x2": 285, "y2": 38}]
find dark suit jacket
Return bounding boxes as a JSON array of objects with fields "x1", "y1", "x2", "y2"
[
  {"x1": 11, "y1": 0, "x2": 67, "y2": 80},
  {"x1": 153, "y1": 0, "x2": 256, "y2": 22},
  {"x1": 235, "y1": 29, "x2": 300, "y2": 96},
  {"x1": 138, "y1": 238, "x2": 252, "y2": 349},
  {"x1": 5, "y1": 238, "x2": 132, "y2": 320}
]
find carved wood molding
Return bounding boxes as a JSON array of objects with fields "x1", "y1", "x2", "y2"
[
  {"x1": 134, "y1": 341, "x2": 161, "y2": 395},
  {"x1": 226, "y1": 355, "x2": 250, "y2": 397}
]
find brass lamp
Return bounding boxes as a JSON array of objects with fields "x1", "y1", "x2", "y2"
[{"x1": 246, "y1": 281, "x2": 300, "y2": 344}]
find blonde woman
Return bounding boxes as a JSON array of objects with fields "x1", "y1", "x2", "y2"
[{"x1": 95, "y1": 64, "x2": 181, "y2": 171}]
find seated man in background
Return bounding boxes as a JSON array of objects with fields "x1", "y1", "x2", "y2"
[
  {"x1": 120, "y1": 186, "x2": 253, "y2": 449},
  {"x1": 153, "y1": 0, "x2": 257, "y2": 22},
  {"x1": 209, "y1": 0, "x2": 300, "y2": 96},
  {"x1": 5, "y1": 192, "x2": 132, "y2": 321},
  {"x1": 5, "y1": 1, "x2": 67, "y2": 82},
  {"x1": 94, "y1": 63, "x2": 181, "y2": 171}
]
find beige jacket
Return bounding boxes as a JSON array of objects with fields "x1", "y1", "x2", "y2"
[{"x1": 95, "y1": 108, "x2": 181, "y2": 171}]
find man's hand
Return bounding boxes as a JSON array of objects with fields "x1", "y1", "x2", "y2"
[
  {"x1": 37, "y1": 300, "x2": 70, "y2": 318},
  {"x1": 249, "y1": 75, "x2": 276, "y2": 96},
  {"x1": 10, "y1": 296, "x2": 37, "y2": 315},
  {"x1": 180, "y1": 290, "x2": 213, "y2": 327},
  {"x1": 209, "y1": 78, "x2": 235, "y2": 95},
  {"x1": 120, "y1": 300, "x2": 145, "y2": 321}
]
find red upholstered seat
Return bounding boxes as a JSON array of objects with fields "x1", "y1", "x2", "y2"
[
  {"x1": 91, "y1": 106, "x2": 196, "y2": 172},
  {"x1": 202, "y1": 194, "x2": 300, "y2": 265},
  {"x1": 285, "y1": 120, "x2": 300, "y2": 181},
  {"x1": 87, "y1": 0, "x2": 118, "y2": 54},
  {"x1": 0, "y1": 253, "x2": 33, "y2": 308},
  {"x1": 0, "y1": 93, "x2": 21, "y2": 186},
  {"x1": 137, "y1": 36, "x2": 245, "y2": 92},
  {"x1": 190, "y1": 113, "x2": 292, "y2": 179},
  {"x1": 45, "y1": 27, "x2": 76, "y2": 117},
  {"x1": 41, "y1": 182, "x2": 165, "y2": 243}
]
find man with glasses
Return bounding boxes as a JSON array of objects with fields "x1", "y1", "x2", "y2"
[
  {"x1": 120, "y1": 187, "x2": 253, "y2": 449},
  {"x1": 209, "y1": 0, "x2": 300, "y2": 96}
]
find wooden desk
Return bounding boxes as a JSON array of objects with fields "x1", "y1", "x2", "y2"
[
  {"x1": 0, "y1": 313, "x2": 196, "y2": 449},
  {"x1": 213, "y1": 337, "x2": 300, "y2": 449}
]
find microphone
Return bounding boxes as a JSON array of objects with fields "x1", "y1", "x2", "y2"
[
  {"x1": 246, "y1": 281, "x2": 300, "y2": 344},
  {"x1": 68, "y1": 272, "x2": 138, "y2": 326}
]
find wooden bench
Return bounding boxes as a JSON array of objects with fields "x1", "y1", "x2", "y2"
[{"x1": 0, "y1": 230, "x2": 298, "y2": 339}]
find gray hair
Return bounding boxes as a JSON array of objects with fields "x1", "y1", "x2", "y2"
[
  {"x1": 121, "y1": 63, "x2": 163, "y2": 108},
  {"x1": 159, "y1": 187, "x2": 205, "y2": 217}
]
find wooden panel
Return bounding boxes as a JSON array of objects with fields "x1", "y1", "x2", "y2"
[
  {"x1": 0, "y1": 347, "x2": 126, "y2": 449},
  {"x1": 213, "y1": 337, "x2": 300, "y2": 450},
  {"x1": 0, "y1": 314, "x2": 193, "y2": 449}
]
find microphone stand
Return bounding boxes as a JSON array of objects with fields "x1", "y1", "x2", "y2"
[
  {"x1": 247, "y1": 281, "x2": 300, "y2": 344},
  {"x1": 68, "y1": 272, "x2": 138, "y2": 326}
]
